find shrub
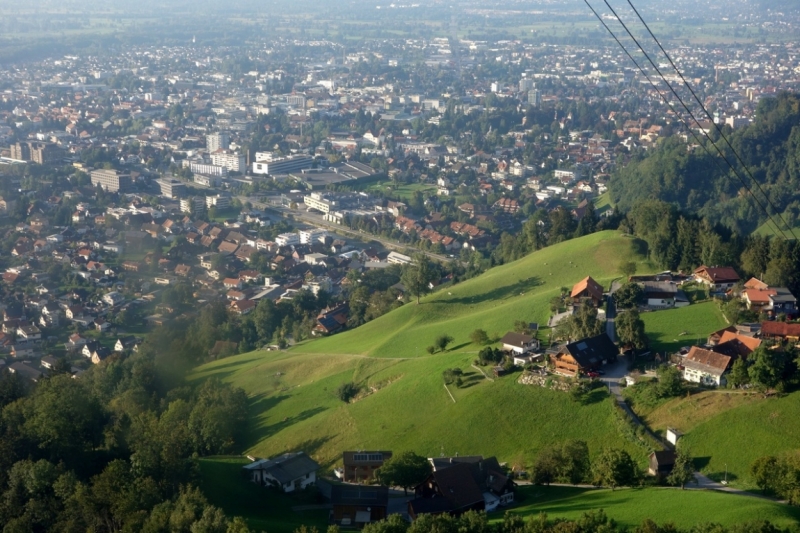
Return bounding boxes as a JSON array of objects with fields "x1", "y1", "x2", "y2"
[{"x1": 337, "y1": 382, "x2": 360, "y2": 403}]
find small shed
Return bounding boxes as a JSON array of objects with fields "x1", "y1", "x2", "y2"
[
  {"x1": 648, "y1": 451, "x2": 676, "y2": 477},
  {"x1": 666, "y1": 428, "x2": 682, "y2": 446}
]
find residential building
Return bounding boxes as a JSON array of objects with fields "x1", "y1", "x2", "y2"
[
  {"x1": 243, "y1": 452, "x2": 319, "y2": 492},
  {"x1": 181, "y1": 196, "x2": 206, "y2": 213},
  {"x1": 571, "y1": 276, "x2": 604, "y2": 306},
  {"x1": 549, "y1": 333, "x2": 618, "y2": 376},
  {"x1": 682, "y1": 346, "x2": 731, "y2": 386},
  {"x1": 206, "y1": 132, "x2": 230, "y2": 152},
  {"x1": 210, "y1": 150, "x2": 245, "y2": 172},
  {"x1": 330, "y1": 484, "x2": 389, "y2": 527},
  {"x1": 90, "y1": 169, "x2": 133, "y2": 192},
  {"x1": 500, "y1": 332, "x2": 538, "y2": 354},
  {"x1": 206, "y1": 194, "x2": 230, "y2": 209},
  {"x1": 155, "y1": 178, "x2": 186, "y2": 198},
  {"x1": 341, "y1": 451, "x2": 393, "y2": 482},
  {"x1": 693, "y1": 265, "x2": 740, "y2": 292}
]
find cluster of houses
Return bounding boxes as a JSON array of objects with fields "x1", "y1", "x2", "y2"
[{"x1": 243, "y1": 450, "x2": 515, "y2": 526}]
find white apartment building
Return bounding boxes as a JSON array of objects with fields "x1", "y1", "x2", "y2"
[{"x1": 210, "y1": 150, "x2": 246, "y2": 172}]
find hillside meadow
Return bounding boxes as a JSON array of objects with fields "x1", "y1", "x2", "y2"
[
  {"x1": 191, "y1": 231, "x2": 653, "y2": 466},
  {"x1": 642, "y1": 390, "x2": 800, "y2": 490},
  {"x1": 294, "y1": 231, "x2": 650, "y2": 358},
  {"x1": 506, "y1": 485, "x2": 800, "y2": 528}
]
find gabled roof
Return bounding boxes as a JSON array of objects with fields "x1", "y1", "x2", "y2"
[
  {"x1": 744, "y1": 277, "x2": 769, "y2": 290},
  {"x1": 243, "y1": 452, "x2": 319, "y2": 483},
  {"x1": 716, "y1": 331, "x2": 762, "y2": 354},
  {"x1": 429, "y1": 462, "x2": 485, "y2": 510},
  {"x1": 571, "y1": 276, "x2": 604, "y2": 301},
  {"x1": 760, "y1": 321, "x2": 800, "y2": 338},
  {"x1": 500, "y1": 332, "x2": 535, "y2": 348},
  {"x1": 694, "y1": 265, "x2": 740, "y2": 284},
  {"x1": 564, "y1": 333, "x2": 617, "y2": 367},
  {"x1": 684, "y1": 346, "x2": 731, "y2": 376},
  {"x1": 650, "y1": 450, "x2": 676, "y2": 467},
  {"x1": 330, "y1": 485, "x2": 389, "y2": 507}
]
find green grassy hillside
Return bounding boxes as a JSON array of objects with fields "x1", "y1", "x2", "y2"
[
  {"x1": 296, "y1": 231, "x2": 648, "y2": 358},
  {"x1": 507, "y1": 485, "x2": 800, "y2": 528},
  {"x1": 642, "y1": 390, "x2": 800, "y2": 490},
  {"x1": 191, "y1": 231, "x2": 652, "y2": 466}
]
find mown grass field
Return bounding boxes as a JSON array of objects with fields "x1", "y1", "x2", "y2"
[
  {"x1": 640, "y1": 302, "x2": 728, "y2": 356},
  {"x1": 197, "y1": 456, "x2": 328, "y2": 533},
  {"x1": 506, "y1": 485, "x2": 800, "y2": 528},
  {"x1": 191, "y1": 232, "x2": 653, "y2": 467},
  {"x1": 641, "y1": 390, "x2": 800, "y2": 489}
]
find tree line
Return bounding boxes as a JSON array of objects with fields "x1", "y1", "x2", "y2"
[{"x1": 0, "y1": 343, "x2": 255, "y2": 532}]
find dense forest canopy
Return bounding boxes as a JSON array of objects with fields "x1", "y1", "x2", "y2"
[{"x1": 610, "y1": 92, "x2": 800, "y2": 235}]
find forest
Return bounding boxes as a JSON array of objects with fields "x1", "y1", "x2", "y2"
[{"x1": 609, "y1": 93, "x2": 800, "y2": 235}]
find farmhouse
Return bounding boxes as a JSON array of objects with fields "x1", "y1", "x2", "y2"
[
  {"x1": 549, "y1": 333, "x2": 617, "y2": 376},
  {"x1": 408, "y1": 462, "x2": 484, "y2": 518},
  {"x1": 243, "y1": 452, "x2": 319, "y2": 493},
  {"x1": 342, "y1": 451, "x2": 392, "y2": 482},
  {"x1": 693, "y1": 265, "x2": 740, "y2": 292},
  {"x1": 641, "y1": 281, "x2": 689, "y2": 308},
  {"x1": 330, "y1": 484, "x2": 389, "y2": 526},
  {"x1": 712, "y1": 331, "x2": 761, "y2": 359},
  {"x1": 500, "y1": 332, "x2": 538, "y2": 354},
  {"x1": 410, "y1": 456, "x2": 515, "y2": 518},
  {"x1": 571, "y1": 276, "x2": 604, "y2": 306},
  {"x1": 682, "y1": 346, "x2": 731, "y2": 386}
]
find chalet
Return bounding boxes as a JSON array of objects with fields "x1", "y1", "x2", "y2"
[
  {"x1": 712, "y1": 331, "x2": 761, "y2": 359},
  {"x1": 330, "y1": 484, "x2": 389, "y2": 527},
  {"x1": 760, "y1": 321, "x2": 800, "y2": 342},
  {"x1": 707, "y1": 326, "x2": 737, "y2": 346},
  {"x1": 94, "y1": 317, "x2": 111, "y2": 332},
  {"x1": 230, "y1": 299, "x2": 256, "y2": 315},
  {"x1": 682, "y1": 347, "x2": 731, "y2": 386},
  {"x1": 223, "y1": 278, "x2": 244, "y2": 290},
  {"x1": 408, "y1": 462, "x2": 485, "y2": 518},
  {"x1": 742, "y1": 286, "x2": 797, "y2": 318},
  {"x1": 314, "y1": 304, "x2": 349, "y2": 335},
  {"x1": 693, "y1": 265, "x2": 740, "y2": 292},
  {"x1": 500, "y1": 332, "x2": 538, "y2": 355},
  {"x1": 571, "y1": 276, "x2": 604, "y2": 306},
  {"x1": 648, "y1": 451, "x2": 676, "y2": 478},
  {"x1": 549, "y1": 333, "x2": 618, "y2": 377},
  {"x1": 641, "y1": 281, "x2": 689, "y2": 308},
  {"x1": 342, "y1": 451, "x2": 393, "y2": 483},
  {"x1": 243, "y1": 452, "x2": 319, "y2": 493}
]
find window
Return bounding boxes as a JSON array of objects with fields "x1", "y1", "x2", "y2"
[{"x1": 353, "y1": 453, "x2": 383, "y2": 462}]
